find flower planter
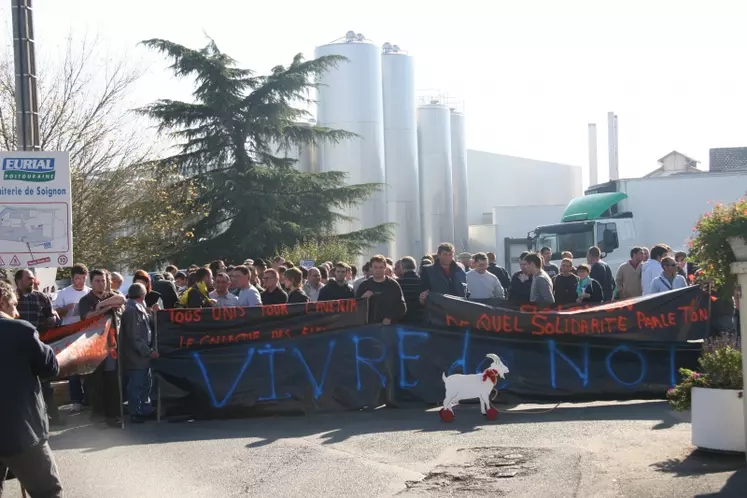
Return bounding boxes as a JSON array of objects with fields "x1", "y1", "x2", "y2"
[
  {"x1": 727, "y1": 236, "x2": 747, "y2": 262},
  {"x1": 691, "y1": 387, "x2": 745, "y2": 452}
]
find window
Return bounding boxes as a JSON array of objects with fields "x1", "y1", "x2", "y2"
[
  {"x1": 596, "y1": 222, "x2": 619, "y2": 254},
  {"x1": 535, "y1": 228, "x2": 595, "y2": 261}
]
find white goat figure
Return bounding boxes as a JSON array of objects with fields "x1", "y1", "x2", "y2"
[{"x1": 441, "y1": 353, "x2": 510, "y2": 420}]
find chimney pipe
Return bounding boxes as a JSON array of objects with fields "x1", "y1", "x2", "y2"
[
  {"x1": 588, "y1": 123, "x2": 598, "y2": 187},
  {"x1": 608, "y1": 111, "x2": 619, "y2": 181}
]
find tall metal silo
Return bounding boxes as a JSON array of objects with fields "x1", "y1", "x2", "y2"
[
  {"x1": 267, "y1": 121, "x2": 318, "y2": 173},
  {"x1": 450, "y1": 110, "x2": 469, "y2": 252},
  {"x1": 382, "y1": 43, "x2": 420, "y2": 259},
  {"x1": 417, "y1": 102, "x2": 454, "y2": 254},
  {"x1": 315, "y1": 32, "x2": 387, "y2": 256}
]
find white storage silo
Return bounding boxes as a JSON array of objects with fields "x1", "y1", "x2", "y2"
[
  {"x1": 450, "y1": 110, "x2": 469, "y2": 252},
  {"x1": 382, "y1": 43, "x2": 421, "y2": 259},
  {"x1": 315, "y1": 32, "x2": 387, "y2": 255},
  {"x1": 417, "y1": 102, "x2": 455, "y2": 254}
]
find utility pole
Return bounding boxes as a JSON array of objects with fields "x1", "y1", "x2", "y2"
[{"x1": 12, "y1": 0, "x2": 40, "y2": 150}]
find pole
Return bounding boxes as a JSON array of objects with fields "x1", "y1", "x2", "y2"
[
  {"x1": 116, "y1": 325, "x2": 124, "y2": 429},
  {"x1": 11, "y1": 0, "x2": 40, "y2": 151},
  {"x1": 588, "y1": 123, "x2": 598, "y2": 187},
  {"x1": 154, "y1": 310, "x2": 161, "y2": 424},
  {"x1": 731, "y1": 263, "x2": 747, "y2": 463},
  {"x1": 607, "y1": 111, "x2": 619, "y2": 181}
]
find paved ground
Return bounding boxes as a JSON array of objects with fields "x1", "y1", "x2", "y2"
[{"x1": 3, "y1": 400, "x2": 745, "y2": 497}]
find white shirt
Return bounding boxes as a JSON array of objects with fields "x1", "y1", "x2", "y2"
[
  {"x1": 466, "y1": 270, "x2": 505, "y2": 299},
  {"x1": 53, "y1": 285, "x2": 91, "y2": 325},
  {"x1": 650, "y1": 273, "x2": 688, "y2": 294},
  {"x1": 641, "y1": 259, "x2": 663, "y2": 296},
  {"x1": 237, "y1": 285, "x2": 262, "y2": 307},
  {"x1": 209, "y1": 290, "x2": 240, "y2": 307}
]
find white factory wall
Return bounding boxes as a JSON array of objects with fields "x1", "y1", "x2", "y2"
[
  {"x1": 466, "y1": 150, "x2": 582, "y2": 226},
  {"x1": 468, "y1": 204, "x2": 567, "y2": 271}
]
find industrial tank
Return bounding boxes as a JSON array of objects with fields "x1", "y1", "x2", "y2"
[
  {"x1": 268, "y1": 122, "x2": 318, "y2": 173},
  {"x1": 315, "y1": 32, "x2": 387, "y2": 255},
  {"x1": 381, "y1": 43, "x2": 420, "y2": 259},
  {"x1": 450, "y1": 110, "x2": 469, "y2": 252},
  {"x1": 417, "y1": 103, "x2": 455, "y2": 254}
]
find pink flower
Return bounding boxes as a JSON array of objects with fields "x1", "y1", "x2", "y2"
[
  {"x1": 692, "y1": 372, "x2": 701, "y2": 379},
  {"x1": 667, "y1": 388, "x2": 675, "y2": 394}
]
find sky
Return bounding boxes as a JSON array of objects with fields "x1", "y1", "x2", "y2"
[{"x1": 2, "y1": 0, "x2": 746, "y2": 188}]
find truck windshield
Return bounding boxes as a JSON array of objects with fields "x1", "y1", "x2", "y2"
[{"x1": 534, "y1": 226, "x2": 594, "y2": 260}]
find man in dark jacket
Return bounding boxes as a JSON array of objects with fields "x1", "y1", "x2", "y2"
[
  {"x1": 356, "y1": 255, "x2": 407, "y2": 324},
  {"x1": 420, "y1": 242, "x2": 469, "y2": 304},
  {"x1": 508, "y1": 251, "x2": 533, "y2": 304},
  {"x1": 152, "y1": 273, "x2": 179, "y2": 309},
  {"x1": 318, "y1": 262, "x2": 355, "y2": 301},
  {"x1": 587, "y1": 246, "x2": 615, "y2": 302},
  {"x1": 121, "y1": 283, "x2": 159, "y2": 423},
  {"x1": 396, "y1": 256, "x2": 425, "y2": 322},
  {"x1": 0, "y1": 279, "x2": 63, "y2": 497},
  {"x1": 486, "y1": 252, "x2": 511, "y2": 291}
]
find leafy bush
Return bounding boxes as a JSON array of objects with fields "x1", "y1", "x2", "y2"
[
  {"x1": 667, "y1": 333, "x2": 743, "y2": 411},
  {"x1": 689, "y1": 198, "x2": 747, "y2": 299},
  {"x1": 280, "y1": 238, "x2": 359, "y2": 267}
]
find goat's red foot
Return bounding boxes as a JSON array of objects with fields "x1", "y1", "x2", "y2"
[
  {"x1": 486, "y1": 407, "x2": 498, "y2": 421},
  {"x1": 439, "y1": 408, "x2": 455, "y2": 422}
]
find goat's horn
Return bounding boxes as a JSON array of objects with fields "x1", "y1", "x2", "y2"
[{"x1": 486, "y1": 353, "x2": 499, "y2": 362}]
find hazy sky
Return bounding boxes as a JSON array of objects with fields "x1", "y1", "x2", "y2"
[{"x1": 3, "y1": 0, "x2": 746, "y2": 187}]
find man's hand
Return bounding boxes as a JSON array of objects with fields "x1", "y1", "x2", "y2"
[
  {"x1": 419, "y1": 290, "x2": 429, "y2": 304},
  {"x1": 382, "y1": 318, "x2": 391, "y2": 325},
  {"x1": 151, "y1": 303, "x2": 161, "y2": 312},
  {"x1": 582, "y1": 292, "x2": 590, "y2": 299},
  {"x1": 361, "y1": 290, "x2": 374, "y2": 299},
  {"x1": 150, "y1": 351, "x2": 159, "y2": 359}
]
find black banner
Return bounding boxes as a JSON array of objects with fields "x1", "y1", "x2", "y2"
[
  {"x1": 428, "y1": 285, "x2": 710, "y2": 341},
  {"x1": 154, "y1": 288, "x2": 708, "y2": 418}
]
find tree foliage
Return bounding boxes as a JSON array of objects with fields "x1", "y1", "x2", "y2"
[
  {"x1": 0, "y1": 35, "x2": 194, "y2": 271},
  {"x1": 280, "y1": 238, "x2": 359, "y2": 268},
  {"x1": 139, "y1": 38, "x2": 393, "y2": 265}
]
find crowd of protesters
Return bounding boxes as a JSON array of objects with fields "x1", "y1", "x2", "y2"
[{"x1": 0, "y1": 239, "x2": 741, "y2": 497}]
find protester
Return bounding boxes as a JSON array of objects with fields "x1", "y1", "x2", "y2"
[
  {"x1": 420, "y1": 242, "x2": 469, "y2": 303},
  {"x1": 524, "y1": 252, "x2": 555, "y2": 304},
  {"x1": 261, "y1": 269, "x2": 288, "y2": 305},
  {"x1": 540, "y1": 246, "x2": 559, "y2": 278},
  {"x1": 180, "y1": 267, "x2": 215, "y2": 308},
  {"x1": 209, "y1": 272, "x2": 240, "y2": 307},
  {"x1": 0, "y1": 279, "x2": 63, "y2": 497},
  {"x1": 587, "y1": 246, "x2": 615, "y2": 302},
  {"x1": 303, "y1": 267, "x2": 325, "y2": 302},
  {"x1": 356, "y1": 255, "x2": 407, "y2": 324},
  {"x1": 466, "y1": 252, "x2": 505, "y2": 299},
  {"x1": 486, "y1": 252, "x2": 511, "y2": 290},
  {"x1": 575, "y1": 264, "x2": 604, "y2": 304},
  {"x1": 152, "y1": 272, "x2": 179, "y2": 309},
  {"x1": 650, "y1": 256, "x2": 688, "y2": 294},
  {"x1": 615, "y1": 247, "x2": 644, "y2": 300},
  {"x1": 133, "y1": 270, "x2": 163, "y2": 310},
  {"x1": 78, "y1": 269, "x2": 126, "y2": 427},
  {"x1": 396, "y1": 257, "x2": 425, "y2": 322},
  {"x1": 318, "y1": 262, "x2": 355, "y2": 301},
  {"x1": 553, "y1": 258, "x2": 580, "y2": 305},
  {"x1": 121, "y1": 283, "x2": 158, "y2": 424},
  {"x1": 508, "y1": 251, "x2": 533, "y2": 304},
  {"x1": 284, "y1": 268, "x2": 310, "y2": 303},
  {"x1": 230, "y1": 265, "x2": 262, "y2": 307},
  {"x1": 54, "y1": 263, "x2": 90, "y2": 412},
  {"x1": 642, "y1": 244, "x2": 670, "y2": 295}
]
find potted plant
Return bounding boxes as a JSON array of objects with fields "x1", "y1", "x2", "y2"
[
  {"x1": 667, "y1": 333, "x2": 744, "y2": 452},
  {"x1": 689, "y1": 198, "x2": 747, "y2": 301}
]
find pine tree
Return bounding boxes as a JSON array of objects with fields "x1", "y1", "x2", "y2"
[{"x1": 138, "y1": 38, "x2": 393, "y2": 265}]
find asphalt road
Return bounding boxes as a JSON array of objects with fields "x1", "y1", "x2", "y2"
[{"x1": 3, "y1": 400, "x2": 745, "y2": 497}]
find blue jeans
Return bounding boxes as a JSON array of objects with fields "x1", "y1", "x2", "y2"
[
  {"x1": 68, "y1": 375, "x2": 85, "y2": 404},
  {"x1": 126, "y1": 369, "x2": 152, "y2": 417}
]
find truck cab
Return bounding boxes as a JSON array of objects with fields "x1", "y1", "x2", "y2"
[{"x1": 529, "y1": 192, "x2": 637, "y2": 270}]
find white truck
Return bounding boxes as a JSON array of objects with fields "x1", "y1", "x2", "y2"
[{"x1": 529, "y1": 172, "x2": 747, "y2": 270}]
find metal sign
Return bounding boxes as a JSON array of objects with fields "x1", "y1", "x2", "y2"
[{"x1": 0, "y1": 151, "x2": 73, "y2": 268}]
